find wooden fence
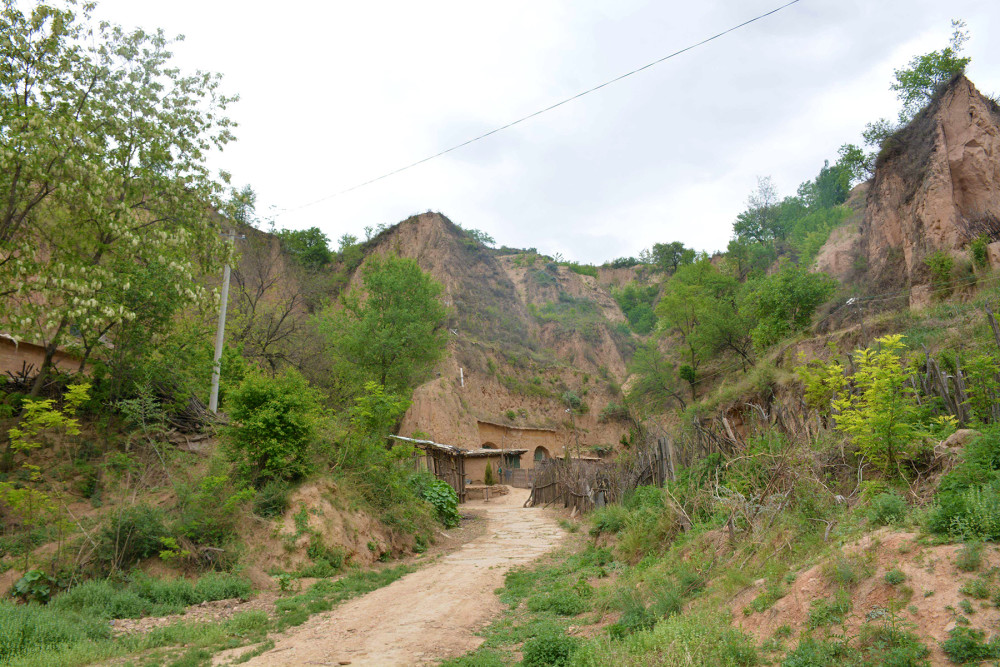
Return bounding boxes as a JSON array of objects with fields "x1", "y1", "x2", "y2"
[{"x1": 526, "y1": 439, "x2": 673, "y2": 513}]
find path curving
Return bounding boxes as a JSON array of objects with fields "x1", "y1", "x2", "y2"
[{"x1": 230, "y1": 488, "x2": 563, "y2": 666}]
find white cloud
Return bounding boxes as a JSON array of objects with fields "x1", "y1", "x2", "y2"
[{"x1": 93, "y1": 0, "x2": 1000, "y2": 263}]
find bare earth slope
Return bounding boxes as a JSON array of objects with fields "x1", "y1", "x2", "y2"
[{"x1": 230, "y1": 488, "x2": 563, "y2": 666}]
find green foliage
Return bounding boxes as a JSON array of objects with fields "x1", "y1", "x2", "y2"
[
  {"x1": 253, "y1": 479, "x2": 292, "y2": 519},
  {"x1": 349, "y1": 381, "x2": 410, "y2": 438},
  {"x1": 955, "y1": 541, "x2": 984, "y2": 573},
  {"x1": 563, "y1": 262, "x2": 598, "y2": 278},
  {"x1": 0, "y1": 599, "x2": 110, "y2": 663},
  {"x1": 959, "y1": 576, "x2": 991, "y2": 600},
  {"x1": 962, "y1": 353, "x2": 1000, "y2": 424},
  {"x1": 611, "y1": 282, "x2": 659, "y2": 334},
  {"x1": 928, "y1": 428, "x2": 1000, "y2": 540},
  {"x1": 408, "y1": 473, "x2": 460, "y2": 528},
  {"x1": 0, "y1": 1, "x2": 235, "y2": 392},
  {"x1": 224, "y1": 369, "x2": 323, "y2": 486},
  {"x1": 924, "y1": 250, "x2": 955, "y2": 298},
  {"x1": 739, "y1": 263, "x2": 836, "y2": 352},
  {"x1": 884, "y1": 569, "x2": 906, "y2": 586},
  {"x1": 867, "y1": 493, "x2": 908, "y2": 526},
  {"x1": 626, "y1": 340, "x2": 689, "y2": 412},
  {"x1": 273, "y1": 565, "x2": 413, "y2": 630},
  {"x1": 319, "y1": 254, "x2": 448, "y2": 397},
  {"x1": 562, "y1": 390, "x2": 587, "y2": 414},
  {"x1": 589, "y1": 504, "x2": 630, "y2": 536},
  {"x1": 484, "y1": 462, "x2": 496, "y2": 486},
  {"x1": 174, "y1": 473, "x2": 254, "y2": 549},
  {"x1": 971, "y1": 234, "x2": 990, "y2": 270},
  {"x1": 808, "y1": 589, "x2": 852, "y2": 628},
  {"x1": 529, "y1": 293, "x2": 606, "y2": 344},
  {"x1": 941, "y1": 626, "x2": 1000, "y2": 663},
  {"x1": 891, "y1": 20, "x2": 970, "y2": 121},
  {"x1": 526, "y1": 589, "x2": 589, "y2": 616},
  {"x1": 833, "y1": 335, "x2": 927, "y2": 477},
  {"x1": 521, "y1": 632, "x2": 580, "y2": 667},
  {"x1": 598, "y1": 402, "x2": 628, "y2": 423},
  {"x1": 96, "y1": 504, "x2": 170, "y2": 571},
  {"x1": 11, "y1": 570, "x2": 57, "y2": 604},
  {"x1": 641, "y1": 241, "x2": 696, "y2": 274},
  {"x1": 276, "y1": 227, "x2": 333, "y2": 270}
]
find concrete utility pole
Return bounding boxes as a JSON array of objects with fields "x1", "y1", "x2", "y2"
[{"x1": 209, "y1": 230, "x2": 236, "y2": 414}]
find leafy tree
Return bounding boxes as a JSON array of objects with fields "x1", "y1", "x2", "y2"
[
  {"x1": 276, "y1": 227, "x2": 333, "y2": 270},
  {"x1": 891, "y1": 19, "x2": 970, "y2": 121},
  {"x1": 318, "y1": 255, "x2": 448, "y2": 398},
  {"x1": 739, "y1": 263, "x2": 836, "y2": 352},
  {"x1": 0, "y1": 1, "x2": 235, "y2": 396},
  {"x1": 349, "y1": 381, "x2": 410, "y2": 438},
  {"x1": 656, "y1": 260, "x2": 742, "y2": 376},
  {"x1": 611, "y1": 282, "x2": 659, "y2": 334},
  {"x1": 626, "y1": 341, "x2": 688, "y2": 411},
  {"x1": 733, "y1": 177, "x2": 783, "y2": 245},
  {"x1": 797, "y1": 160, "x2": 851, "y2": 210},
  {"x1": 641, "y1": 242, "x2": 696, "y2": 274},
  {"x1": 223, "y1": 369, "x2": 323, "y2": 486},
  {"x1": 832, "y1": 335, "x2": 928, "y2": 477}
]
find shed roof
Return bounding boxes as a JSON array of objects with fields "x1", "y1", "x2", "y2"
[{"x1": 389, "y1": 435, "x2": 527, "y2": 458}]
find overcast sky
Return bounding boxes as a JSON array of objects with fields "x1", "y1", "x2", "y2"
[{"x1": 94, "y1": 0, "x2": 1000, "y2": 264}]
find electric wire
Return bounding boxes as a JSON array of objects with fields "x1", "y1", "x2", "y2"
[{"x1": 276, "y1": 0, "x2": 804, "y2": 215}]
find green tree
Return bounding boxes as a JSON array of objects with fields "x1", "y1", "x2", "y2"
[
  {"x1": 319, "y1": 255, "x2": 448, "y2": 397},
  {"x1": 276, "y1": 227, "x2": 333, "y2": 270},
  {"x1": 833, "y1": 335, "x2": 928, "y2": 477},
  {"x1": 891, "y1": 19, "x2": 970, "y2": 121},
  {"x1": 641, "y1": 241, "x2": 696, "y2": 274},
  {"x1": 739, "y1": 263, "x2": 836, "y2": 352},
  {"x1": 0, "y1": 1, "x2": 236, "y2": 396},
  {"x1": 223, "y1": 369, "x2": 323, "y2": 486}
]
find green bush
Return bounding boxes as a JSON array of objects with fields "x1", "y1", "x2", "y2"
[
  {"x1": 884, "y1": 569, "x2": 906, "y2": 585},
  {"x1": 223, "y1": 369, "x2": 323, "y2": 487},
  {"x1": 924, "y1": 250, "x2": 955, "y2": 297},
  {"x1": 783, "y1": 637, "x2": 848, "y2": 666},
  {"x1": 409, "y1": 473, "x2": 461, "y2": 528},
  {"x1": 96, "y1": 503, "x2": 169, "y2": 570},
  {"x1": 971, "y1": 235, "x2": 990, "y2": 270},
  {"x1": 589, "y1": 504, "x2": 629, "y2": 536},
  {"x1": 808, "y1": 590, "x2": 852, "y2": 628},
  {"x1": 253, "y1": 479, "x2": 292, "y2": 518},
  {"x1": 942, "y1": 626, "x2": 1000, "y2": 663},
  {"x1": 0, "y1": 599, "x2": 109, "y2": 663},
  {"x1": 956, "y1": 541, "x2": 984, "y2": 572},
  {"x1": 867, "y1": 493, "x2": 908, "y2": 526},
  {"x1": 174, "y1": 473, "x2": 254, "y2": 549},
  {"x1": 521, "y1": 632, "x2": 580, "y2": 667},
  {"x1": 959, "y1": 576, "x2": 992, "y2": 600},
  {"x1": 526, "y1": 590, "x2": 589, "y2": 616}
]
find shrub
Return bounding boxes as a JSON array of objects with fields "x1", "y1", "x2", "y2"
[
  {"x1": 253, "y1": 479, "x2": 291, "y2": 518},
  {"x1": 590, "y1": 504, "x2": 629, "y2": 536},
  {"x1": 484, "y1": 462, "x2": 495, "y2": 486},
  {"x1": 96, "y1": 504, "x2": 169, "y2": 570},
  {"x1": 867, "y1": 493, "x2": 908, "y2": 526},
  {"x1": 884, "y1": 569, "x2": 906, "y2": 585},
  {"x1": 0, "y1": 599, "x2": 109, "y2": 662},
  {"x1": 959, "y1": 577, "x2": 992, "y2": 600},
  {"x1": 598, "y1": 402, "x2": 629, "y2": 423},
  {"x1": 223, "y1": 369, "x2": 323, "y2": 487},
  {"x1": 924, "y1": 250, "x2": 954, "y2": 297},
  {"x1": 956, "y1": 541, "x2": 984, "y2": 572},
  {"x1": 521, "y1": 633, "x2": 580, "y2": 667},
  {"x1": 971, "y1": 234, "x2": 990, "y2": 270},
  {"x1": 410, "y1": 474, "x2": 461, "y2": 528},
  {"x1": 174, "y1": 473, "x2": 254, "y2": 548},
  {"x1": 527, "y1": 590, "x2": 589, "y2": 616},
  {"x1": 942, "y1": 626, "x2": 1000, "y2": 663},
  {"x1": 808, "y1": 590, "x2": 852, "y2": 628}
]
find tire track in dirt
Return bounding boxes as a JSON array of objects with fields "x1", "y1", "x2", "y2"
[{"x1": 227, "y1": 488, "x2": 563, "y2": 666}]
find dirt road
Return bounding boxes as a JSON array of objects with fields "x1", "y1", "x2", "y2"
[{"x1": 230, "y1": 487, "x2": 563, "y2": 666}]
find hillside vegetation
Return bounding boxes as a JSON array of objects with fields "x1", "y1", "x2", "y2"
[{"x1": 2, "y1": 5, "x2": 1000, "y2": 667}]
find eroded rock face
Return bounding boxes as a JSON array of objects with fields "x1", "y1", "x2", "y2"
[{"x1": 861, "y1": 75, "x2": 1000, "y2": 306}]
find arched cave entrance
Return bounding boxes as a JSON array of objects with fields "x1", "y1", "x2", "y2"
[
  {"x1": 534, "y1": 446, "x2": 550, "y2": 462},
  {"x1": 481, "y1": 442, "x2": 497, "y2": 449}
]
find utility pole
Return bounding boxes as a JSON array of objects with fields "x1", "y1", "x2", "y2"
[{"x1": 209, "y1": 230, "x2": 236, "y2": 414}]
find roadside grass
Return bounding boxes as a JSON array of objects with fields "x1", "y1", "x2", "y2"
[{"x1": 0, "y1": 565, "x2": 414, "y2": 666}]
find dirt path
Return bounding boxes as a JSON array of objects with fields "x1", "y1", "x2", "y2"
[{"x1": 226, "y1": 487, "x2": 563, "y2": 666}]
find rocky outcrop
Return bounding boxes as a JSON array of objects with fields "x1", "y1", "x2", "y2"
[
  {"x1": 354, "y1": 212, "x2": 634, "y2": 453},
  {"x1": 861, "y1": 75, "x2": 1000, "y2": 306}
]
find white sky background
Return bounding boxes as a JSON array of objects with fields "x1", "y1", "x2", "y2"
[{"x1": 93, "y1": 0, "x2": 1000, "y2": 263}]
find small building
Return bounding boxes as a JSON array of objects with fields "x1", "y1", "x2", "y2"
[{"x1": 390, "y1": 435, "x2": 527, "y2": 503}]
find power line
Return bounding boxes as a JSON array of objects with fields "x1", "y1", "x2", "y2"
[{"x1": 277, "y1": 0, "x2": 805, "y2": 215}]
